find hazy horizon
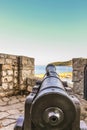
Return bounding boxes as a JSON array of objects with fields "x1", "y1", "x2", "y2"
[{"x1": 0, "y1": 0, "x2": 87, "y2": 65}]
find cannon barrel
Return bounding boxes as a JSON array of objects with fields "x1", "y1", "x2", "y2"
[
  {"x1": 39, "y1": 64, "x2": 65, "y2": 91},
  {"x1": 14, "y1": 64, "x2": 87, "y2": 130},
  {"x1": 30, "y1": 64, "x2": 76, "y2": 130}
]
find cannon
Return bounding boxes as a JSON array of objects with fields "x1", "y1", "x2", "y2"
[{"x1": 14, "y1": 64, "x2": 87, "y2": 130}]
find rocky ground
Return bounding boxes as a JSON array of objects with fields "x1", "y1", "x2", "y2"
[
  {"x1": 0, "y1": 95, "x2": 26, "y2": 130},
  {"x1": 0, "y1": 94, "x2": 87, "y2": 130},
  {"x1": 75, "y1": 94, "x2": 87, "y2": 124}
]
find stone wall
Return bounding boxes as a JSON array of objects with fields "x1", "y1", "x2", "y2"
[
  {"x1": 0, "y1": 53, "x2": 34, "y2": 97},
  {"x1": 18, "y1": 56, "x2": 34, "y2": 92},
  {"x1": 72, "y1": 58, "x2": 87, "y2": 96}
]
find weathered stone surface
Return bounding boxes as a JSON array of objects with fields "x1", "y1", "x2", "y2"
[
  {"x1": 0, "y1": 58, "x2": 4, "y2": 64},
  {"x1": 0, "y1": 92, "x2": 5, "y2": 97},
  {"x1": 72, "y1": 58, "x2": 87, "y2": 68},
  {"x1": 27, "y1": 58, "x2": 34, "y2": 66},
  {"x1": 7, "y1": 70, "x2": 13, "y2": 75},
  {"x1": 73, "y1": 80, "x2": 84, "y2": 95},
  {"x1": 0, "y1": 124, "x2": 15, "y2": 130},
  {"x1": 0, "y1": 54, "x2": 5, "y2": 58},
  {"x1": 20, "y1": 65, "x2": 34, "y2": 70},
  {"x1": 8, "y1": 99, "x2": 19, "y2": 105},
  {"x1": 5, "y1": 59, "x2": 12, "y2": 64},
  {"x1": 0, "y1": 53, "x2": 34, "y2": 97},
  {"x1": 20, "y1": 85, "x2": 26, "y2": 90},
  {"x1": 2, "y1": 65, "x2": 12, "y2": 70},
  {"x1": 14, "y1": 78, "x2": 17, "y2": 84},
  {"x1": 26, "y1": 78, "x2": 32, "y2": 85},
  {"x1": 13, "y1": 83, "x2": 18, "y2": 88},
  {"x1": 0, "y1": 99, "x2": 7, "y2": 106},
  {"x1": 0, "y1": 112, "x2": 9, "y2": 119},
  {"x1": 7, "y1": 55, "x2": 17, "y2": 59},
  {"x1": 1, "y1": 93, "x2": 87, "y2": 130},
  {"x1": 73, "y1": 71, "x2": 81, "y2": 82},
  {"x1": 9, "y1": 96, "x2": 17, "y2": 101},
  {"x1": 2, "y1": 71, "x2": 7, "y2": 76},
  {"x1": 5, "y1": 91, "x2": 14, "y2": 96},
  {"x1": 2, "y1": 97, "x2": 10, "y2": 102},
  {"x1": 14, "y1": 71, "x2": 18, "y2": 77},
  {"x1": 8, "y1": 82, "x2": 13, "y2": 89},
  {"x1": 21, "y1": 70, "x2": 32, "y2": 78},
  {"x1": 7, "y1": 109, "x2": 20, "y2": 115},
  {"x1": 1, "y1": 118, "x2": 16, "y2": 127},
  {"x1": 2, "y1": 83, "x2": 8, "y2": 90},
  {"x1": 19, "y1": 56, "x2": 28, "y2": 65},
  {"x1": 31, "y1": 70, "x2": 34, "y2": 75},
  {"x1": 0, "y1": 95, "x2": 25, "y2": 130},
  {"x1": 2, "y1": 76, "x2": 13, "y2": 83},
  {"x1": 72, "y1": 58, "x2": 87, "y2": 95},
  {"x1": 27, "y1": 86, "x2": 32, "y2": 92}
]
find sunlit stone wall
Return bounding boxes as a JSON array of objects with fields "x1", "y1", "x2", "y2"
[
  {"x1": 72, "y1": 58, "x2": 87, "y2": 96},
  {"x1": 0, "y1": 53, "x2": 34, "y2": 97}
]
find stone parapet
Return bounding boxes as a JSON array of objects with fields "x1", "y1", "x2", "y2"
[
  {"x1": 72, "y1": 58, "x2": 87, "y2": 96},
  {"x1": 0, "y1": 53, "x2": 34, "y2": 97}
]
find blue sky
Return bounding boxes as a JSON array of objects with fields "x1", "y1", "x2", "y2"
[{"x1": 0, "y1": 0, "x2": 87, "y2": 65}]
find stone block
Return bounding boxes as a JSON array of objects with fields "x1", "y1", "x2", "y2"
[
  {"x1": 13, "y1": 83, "x2": 18, "y2": 88},
  {"x1": 8, "y1": 82, "x2": 13, "y2": 89},
  {"x1": 7, "y1": 70, "x2": 13, "y2": 75},
  {"x1": 5, "y1": 58, "x2": 12, "y2": 64},
  {"x1": 2, "y1": 65, "x2": 12, "y2": 70},
  {"x1": 19, "y1": 79, "x2": 24, "y2": 84},
  {"x1": 31, "y1": 78, "x2": 36, "y2": 86},
  {"x1": 2, "y1": 97, "x2": 9, "y2": 102},
  {"x1": 73, "y1": 80, "x2": 84, "y2": 95},
  {"x1": 26, "y1": 78, "x2": 32, "y2": 85},
  {"x1": 27, "y1": 58, "x2": 34, "y2": 66},
  {"x1": 7, "y1": 54, "x2": 17, "y2": 59},
  {"x1": 0, "y1": 54, "x2": 34, "y2": 97},
  {"x1": 21, "y1": 57, "x2": 28, "y2": 65},
  {"x1": 31, "y1": 70, "x2": 34, "y2": 75},
  {"x1": 5, "y1": 91, "x2": 14, "y2": 96},
  {"x1": 12, "y1": 59, "x2": 18, "y2": 66},
  {"x1": 2, "y1": 71, "x2": 7, "y2": 76},
  {"x1": 0, "y1": 86, "x2": 3, "y2": 91},
  {"x1": 14, "y1": 78, "x2": 18, "y2": 84},
  {"x1": 27, "y1": 86, "x2": 32, "y2": 92},
  {"x1": 14, "y1": 71, "x2": 18, "y2": 77},
  {"x1": 21, "y1": 70, "x2": 32, "y2": 78},
  {"x1": 0, "y1": 99, "x2": 7, "y2": 106},
  {"x1": 2, "y1": 83, "x2": 8, "y2": 90},
  {"x1": 2, "y1": 76, "x2": 13, "y2": 83},
  {"x1": 0, "y1": 112, "x2": 9, "y2": 119},
  {"x1": 73, "y1": 66, "x2": 85, "y2": 71},
  {"x1": 12, "y1": 66, "x2": 18, "y2": 70},
  {"x1": 0, "y1": 54, "x2": 5, "y2": 58},
  {"x1": 20, "y1": 65, "x2": 34, "y2": 70},
  {"x1": 20, "y1": 84, "x2": 26, "y2": 90},
  {"x1": 72, "y1": 71, "x2": 83, "y2": 82},
  {"x1": 0, "y1": 92, "x2": 5, "y2": 97},
  {"x1": 72, "y1": 58, "x2": 87, "y2": 68},
  {"x1": 0, "y1": 58, "x2": 4, "y2": 64}
]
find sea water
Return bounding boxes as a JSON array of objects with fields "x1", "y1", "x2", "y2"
[
  {"x1": 35, "y1": 65, "x2": 73, "y2": 84},
  {"x1": 35, "y1": 65, "x2": 72, "y2": 74}
]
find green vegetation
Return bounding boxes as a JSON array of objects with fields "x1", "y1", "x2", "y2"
[{"x1": 50, "y1": 60, "x2": 72, "y2": 66}]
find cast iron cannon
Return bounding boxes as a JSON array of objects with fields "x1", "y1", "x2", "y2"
[{"x1": 14, "y1": 64, "x2": 87, "y2": 130}]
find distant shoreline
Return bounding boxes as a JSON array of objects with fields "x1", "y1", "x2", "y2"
[{"x1": 35, "y1": 72, "x2": 72, "y2": 79}]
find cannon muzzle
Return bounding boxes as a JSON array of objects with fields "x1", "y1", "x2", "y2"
[{"x1": 43, "y1": 107, "x2": 64, "y2": 126}]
